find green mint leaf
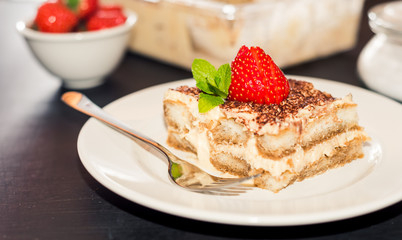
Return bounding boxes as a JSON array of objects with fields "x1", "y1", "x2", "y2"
[
  {"x1": 216, "y1": 63, "x2": 231, "y2": 95},
  {"x1": 209, "y1": 83, "x2": 227, "y2": 98},
  {"x1": 198, "y1": 93, "x2": 225, "y2": 113},
  {"x1": 191, "y1": 59, "x2": 232, "y2": 113},
  {"x1": 191, "y1": 59, "x2": 216, "y2": 94},
  {"x1": 196, "y1": 81, "x2": 214, "y2": 95}
]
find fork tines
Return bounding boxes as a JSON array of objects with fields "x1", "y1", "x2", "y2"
[
  {"x1": 190, "y1": 186, "x2": 253, "y2": 196},
  {"x1": 185, "y1": 174, "x2": 261, "y2": 196}
]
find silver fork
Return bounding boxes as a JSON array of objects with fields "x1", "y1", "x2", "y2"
[{"x1": 61, "y1": 91, "x2": 260, "y2": 196}]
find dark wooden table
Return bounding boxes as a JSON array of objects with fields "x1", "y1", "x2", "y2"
[{"x1": 2, "y1": 0, "x2": 402, "y2": 239}]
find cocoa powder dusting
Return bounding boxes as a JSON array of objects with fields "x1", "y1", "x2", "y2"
[
  {"x1": 173, "y1": 79, "x2": 335, "y2": 127},
  {"x1": 173, "y1": 86, "x2": 201, "y2": 98}
]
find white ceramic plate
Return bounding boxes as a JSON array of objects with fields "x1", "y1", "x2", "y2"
[{"x1": 77, "y1": 76, "x2": 402, "y2": 226}]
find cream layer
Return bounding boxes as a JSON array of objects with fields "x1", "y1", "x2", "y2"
[{"x1": 211, "y1": 129, "x2": 367, "y2": 177}]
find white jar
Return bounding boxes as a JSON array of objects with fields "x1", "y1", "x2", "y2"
[{"x1": 358, "y1": 1, "x2": 402, "y2": 101}]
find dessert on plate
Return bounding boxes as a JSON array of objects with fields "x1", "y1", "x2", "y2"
[{"x1": 163, "y1": 46, "x2": 369, "y2": 192}]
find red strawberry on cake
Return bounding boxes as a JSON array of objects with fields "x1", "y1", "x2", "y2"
[
  {"x1": 163, "y1": 46, "x2": 369, "y2": 192},
  {"x1": 229, "y1": 45, "x2": 289, "y2": 105}
]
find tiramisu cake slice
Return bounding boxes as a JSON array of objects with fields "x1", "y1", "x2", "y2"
[{"x1": 163, "y1": 46, "x2": 369, "y2": 192}]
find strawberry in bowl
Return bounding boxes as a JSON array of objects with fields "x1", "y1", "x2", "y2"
[
  {"x1": 34, "y1": 2, "x2": 79, "y2": 33},
  {"x1": 16, "y1": 1, "x2": 137, "y2": 89},
  {"x1": 33, "y1": 0, "x2": 128, "y2": 33},
  {"x1": 86, "y1": 5, "x2": 128, "y2": 31},
  {"x1": 61, "y1": 0, "x2": 99, "y2": 20}
]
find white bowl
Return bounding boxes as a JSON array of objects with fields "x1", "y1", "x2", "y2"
[{"x1": 16, "y1": 10, "x2": 137, "y2": 89}]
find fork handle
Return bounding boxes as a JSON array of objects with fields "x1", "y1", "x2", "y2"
[{"x1": 61, "y1": 91, "x2": 172, "y2": 161}]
